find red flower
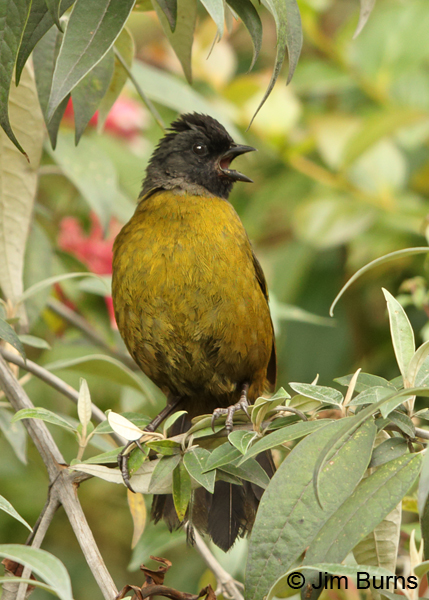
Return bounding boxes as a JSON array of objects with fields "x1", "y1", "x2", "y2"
[{"x1": 58, "y1": 213, "x2": 121, "y2": 328}]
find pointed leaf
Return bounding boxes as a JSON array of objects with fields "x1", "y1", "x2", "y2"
[
  {"x1": 0, "y1": 0, "x2": 32, "y2": 154},
  {"x1": 145, "y1": 439, "x2": 181, "y2": 456},
  {"x1": 72, "y1": 49, "x2": 115, "y2": 144},
  {"x1": 203, "y1": 442, "x2": 241, "y2": 472},
  {"x1": 12, "y1": 407, "x2": 76, "y2": 431},
  {"x1": 353, "y1": 0, "x2": 376, "y2": 38},
  {"x1": 250, "y1": 0, "x2": 302, "y2": 124},
  {"x1": 108, "y1": 411, "x2": 144, "y2": 441},
  {"x1": 183, "y1": 447, "x2": 216, "y2": 493},
  {"x1": 226, "y1": 0, "x2": 261, "y2": 71},
  {"x1": 97, "y1": 27, "x2": 134, "y2": 130},
  {"x1": 33, "y1": 18, "x2": 69, "y2": 148},
  {"x1": 20, "y1": 271, "x2": 103, "y2": 302},
  {"x1": 200, "y1": 0, "x2": 224, "y2": 37},
  {"x1": 244, "y1": 418, "x2": 375, "y2": 600},
  {"x1": 0, "y1": 64, "x2": 44, "y2": 304},
  {"x1": 172, "y1": 461, "x2": 192, "y2": 522},
  {"x1": 127, "y1": 489, "x2": 147, "y2": 548},
  {"x1": 369, "y1": 437, "x2": 408, "y2": 469},
  {"x1": 335, "y1": 372, "x2": 395, "y2": 393},
  {"x1": 289, "y1": 383, "x2": 343, "y2": 405},
  {"x1": 303, "y1": 453, "x2": 421, "y2": 565},
  {"x1": 18, "y1": 334, "x2": 51, "y2": 350},
  {"x1": 220, "y1": 458, "x2": 270, "y2": 489},
  {"x1": 407, "y1": 340, "x2": 429, "y2": 388},
  {"x1": 330, "y1": 248, "x2": 429, "y2": 316},
  {"x1": 0, "y1": 495, "x2": 32, "y2": 531},
  {"x1": 16, "y1": 0, "x2": 75, "y2": 84},
  {"x1": 79, "y1": 447, "x2": 121, "y2": 464},
  {"x1": 48, "y1": 0, "x2": 135, "y2": 117},
  {"x1": 148, "y1": 454, "x2": 181, "y2": 492},
  {"x1": 77, "y1": 378, "x2": 92, "y2": 427},
  {"x1": 0, "y1": 318, "x2": 25, "y2": 358},
  {"x1": 44, "y1": 0, "x2": 63, "y2": 30},
  {"x1": 237, "y1": 420, "x2": 330, "y2": 465},
  {"x1": 349, "y1": 386, "x2": 392, "y2": 406},
  {"x1": 383, "y1": 288, "x2": 415, "y2": 381},
  {"x1": 152, "y1": 0, "x2": 196, "y2": 83},
  {"x1": 163, "y1": 410, "x2": 188, "y2": 436},
  {"x1": 0, "y1": 545, "x2": 73, "y2": 600},
  {"x1": 228, "y1": 430, "x2": 257, "y2": 454},
  {"x1": 154, "y1": 0, "x2": 177, "y2": 31}
]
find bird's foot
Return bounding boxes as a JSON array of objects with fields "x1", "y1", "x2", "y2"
[
  {"x1": 211, "y1": 382, "x2": 250, "y2": 433},
  {"x1": 117, "y1": 397, "x2": 183, "y2": 492}
]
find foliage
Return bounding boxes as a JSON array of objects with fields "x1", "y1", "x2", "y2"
[{"x1": 2, "y1": 0, "x2": 429, "y2": 599}]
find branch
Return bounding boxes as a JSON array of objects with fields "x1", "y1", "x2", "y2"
[
  {"x1": 0, "y1": 346, "x2": 125, "y2": 446},
  {"x1": 47, "y1": 297, "x2": 138, "y2": 371},
  {"x1": 0, "y1": 353, "x2": 119, "y2": 600},
  {"x1": 186, "y1": 526, "x2": 244, "y2": 600}
]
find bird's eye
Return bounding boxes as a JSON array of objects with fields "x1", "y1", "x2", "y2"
[{"x1": 193, "y1": 143, "x2": 207, "y2": 156}]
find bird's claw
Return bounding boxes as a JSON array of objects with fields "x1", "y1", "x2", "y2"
[
  {"x1": 211, "y1": 383, "x2": 251, "y2": 433},
  {"x1": 117, "y1": 440, "x2": 144, "y2": 493}
]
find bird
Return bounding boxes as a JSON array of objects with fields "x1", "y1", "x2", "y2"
[{"x1": 112, "y1": 112, "x2": 276, "y2": 551}]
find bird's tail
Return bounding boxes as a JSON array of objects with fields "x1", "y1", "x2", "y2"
[{"x1": 151, "y1": 449, "x2": 275, "y2": 551}]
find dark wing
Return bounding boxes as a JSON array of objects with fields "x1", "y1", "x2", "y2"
[{"x1": 252, "y1": 250, "x2": 277, "y2": 389}]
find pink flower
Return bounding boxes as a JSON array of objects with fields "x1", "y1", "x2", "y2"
[{"x1": 58, "y1": 213, "x2": 121, "y2": 328}]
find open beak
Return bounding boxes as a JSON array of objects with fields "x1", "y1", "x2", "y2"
[{"x1": 218, "y1": 144, "x2": 256, "y2": 183}]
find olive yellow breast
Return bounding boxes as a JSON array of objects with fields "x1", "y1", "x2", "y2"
[{"x1": 112, "y1": 190, "x2": 273, "y2": 412}]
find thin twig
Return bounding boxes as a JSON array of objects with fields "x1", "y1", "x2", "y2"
[
  {"x1": 186, "y1": 526, "x2": 244, "y2": 600},
  {"x1": 114, "y1": 48, "x2": 165, "y2": 132},
  {"x1": 0, "y1": 346, "x2": 125, "y2": 446},
  {"x1": 47, "y1": 297, "x2": 137, "y2": 370},
  {"x1": 0, "y1": 354, "x2": 119, "y2": 600}
]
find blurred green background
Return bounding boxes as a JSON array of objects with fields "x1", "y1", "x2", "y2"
[{"x1": 2, "y1": 0, "x2": 429, "y2": 597}]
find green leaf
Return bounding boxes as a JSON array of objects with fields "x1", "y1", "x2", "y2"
[
  {"x1": 163, "y1": 410, "x2": 188, "y2": 436},
  {"x1": 289, "y1": 383, "x2": 343, "y2": 405},
  {"x1": 407, "y1": 340, "x2": 429, "y2": 388},
  {"x1": 16, "y1": 0, "x2": 75, "y2": 84},
  {"x1": 0, "y1": 495, "x2": 32, "y2": 531},
  {"x1": 48, "y1": 0, "x2": 135, "y2": 118},
  {"x1": 18, "y1": 334, "x2": 51, "y2": 350},
  {"x1": 203, "y1": 443, "x2": 241, "y2": 472},
  {"x1": 199, "y1": 0, "x2": 224, "y2": 37},
  {"x1": 330, "y1": 247, "x2": 429, "y2": 317},
  {"x1": 0, "y1": 318, "x2": 25, "y2": 358},
  {"x1": 0, "y1": 0, "x2": 32, "y2": 154},
  {"x1": 146, "y1": 439, "x2": 181, "y2": 456},
  {"x1": 19, "y1": 271, "x2": 101, "y2": 303},
  {"x1": 0, "y1": 408, "x2": 27, "y2": 464},
  {"x1": 0, "y1": 544, "x2": 73, "y2": 600},
  {"x1": 382, "y1": 288, "x2": 415, "y2": 382},
  {"x1": 237, "y1": 420, "x2": 330, "y2": 465},
  {"x1": 79, "y1": 447, "x2": 121, "y2": 464},
  {"x1": 349, "y1": 386, "x2": 392, "y2": 406},
  {"x1": 44, "y1": 0, "x2": 63, "y2": 30},
  {"x1": 152, "y1": 0, "x2": 197, "y2": 84},
  {"x1": 148, "y1": 454, "x2": 181, "y2": 492},
  {"x1": 226, "y1": 0, "x2": 261, "y2": 71},
  {"x1": 183, "y1": 447, "x2": 216, "y2": 493},
  {"x1": 78, "y1": 275, "x2": 111, "y2": 296},
  {"x1": 44, "y1": 354, "x2": 151, "y2": 398},
  {"x1": 335, "y1": 372, "x2": 395, "y2": 393},
  {"x1": 250, "y1": 0, "x2": 302, "y2": 125},
  {"x1": 303, "y1": 453, "x2": 421, "y2": 565},
  {"x1": 244, "y1": 418, "x2": 376, "y2": 600},
  {"x1": 33, "y1": 17, "x2": 70, "y2": 149},
  {"x1": 418, "y1": 439, "x2": 429, "y2": 517},
  {"x1": 93, "y1": 412, "x2": 151, "y2": 434},
  {"x1": 97, "y1": 27, "x2": 134, "y2": 131},
  {"x1": 46, "y1": 131, "x2": 119, "y2": 228},
  {"x1": 77, "y1": 379, "x2": 92, "y2": 427},
  {"x1": 414, "y1": 560, "x2": 429, "y2": 578},
  {"x1": 228, "y1": 430, "x2": 257, "y2": 454},
  {"x1": 12, "y1": 408, "x2": 76, "y2": 432},
  {"x1": 72, "y1": 49, "x2": 115, "y2": 144},
  {"x1": 369, "y1": 437, "x2": 408, "y2": 469},
  {"x1": 220, "y1": 458, "x2": 270, "y2": 489},
  {"x1": 0, "y1": 64, "x2": 44, "y2": 305},
  {"x1": 154, "y1": 0, "x2": 177, "y2": 31},
  {"x1": 388, "y1": 411, "x2": 415, "y2": 438},
  {"x1": 172, "y1": 461, "x2": 192, "y2": 522}
]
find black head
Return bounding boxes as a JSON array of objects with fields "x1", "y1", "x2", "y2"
[{"x1": 141, "y1": 113, "x2": 255, "y2": 199}]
